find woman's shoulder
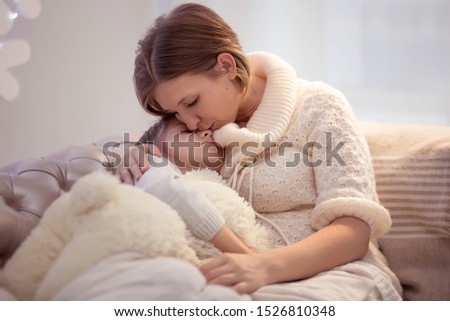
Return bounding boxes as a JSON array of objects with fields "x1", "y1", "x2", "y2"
[{"x1": 290, "y1": 80, "x2": 353, "y2": 131}]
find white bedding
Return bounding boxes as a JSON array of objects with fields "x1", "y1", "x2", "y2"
[{"x1": 51, "y1": 252, "x2": 241, "y2": 301}]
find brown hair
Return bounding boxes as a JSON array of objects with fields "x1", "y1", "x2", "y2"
[
  {"x1": 138, "y1": 115, "x2": 174, "y2": 157},
  {"x1": 134, "y1": 3, "x2": 250, "y2": 116}
]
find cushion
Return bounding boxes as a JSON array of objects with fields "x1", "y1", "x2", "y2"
[{"x1": 361, "y1": 121, "x2": 450, "y2": 300}]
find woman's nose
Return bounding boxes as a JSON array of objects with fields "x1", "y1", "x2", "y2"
[{"x1": 179, "y1": 112, "x2": 200, "y2": 131}]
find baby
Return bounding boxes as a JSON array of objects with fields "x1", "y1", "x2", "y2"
[
  {"x1": 132, "y1": 115, "x2": 251, "y2": 254},
  {"x1": 138, "y1": 114, "x2": 224, "y2": 174}
]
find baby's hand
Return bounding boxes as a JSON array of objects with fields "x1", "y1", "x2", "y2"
[{"x1": 115, "y1": 143, "x2": 161, "y2": 185}]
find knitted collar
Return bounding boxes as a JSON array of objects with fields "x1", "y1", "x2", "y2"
[{"x1": 213, "y1": 52, "x2": 298, "y2": 178}]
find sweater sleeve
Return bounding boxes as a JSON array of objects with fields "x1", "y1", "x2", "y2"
[
  {"x1": 301, "y1": 83, "x2": 391, "y2": 239},
  {"x1": 135, "y1": 160, "x2": 225, "y2": 241}
]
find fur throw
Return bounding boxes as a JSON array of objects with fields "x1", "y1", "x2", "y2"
[{"x1": 0, "y1": 170, "x2": 271, "y2": 300}]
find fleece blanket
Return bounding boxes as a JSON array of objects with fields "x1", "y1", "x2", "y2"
[{"x1": 0, "y1": 169, "x2": 270, "y2": 300}]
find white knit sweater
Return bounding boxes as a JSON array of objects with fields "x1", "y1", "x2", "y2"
[{"x1": 213, "y1": 52, "x2": 402, "y2": 299}]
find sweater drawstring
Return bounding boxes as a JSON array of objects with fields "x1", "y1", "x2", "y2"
[
  {"x1": 255, "y1": 212, "x2": 291, "y2": 246},
  {"x1": 228, "y1": 161, "x2": 291, "y2": 246}
]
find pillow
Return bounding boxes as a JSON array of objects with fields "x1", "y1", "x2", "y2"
[{"x1": 361, "y1": 121, "x2": 450, "y2": 301}]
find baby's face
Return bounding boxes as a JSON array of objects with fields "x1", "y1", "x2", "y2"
[{"x1": 160, "y1": 117, "x2": 224, "y2": 173}]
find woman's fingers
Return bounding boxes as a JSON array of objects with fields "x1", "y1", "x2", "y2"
[
  {"x1": 203, "y1": 261, "x2": 257, "y2": 294},
  {"x1": 199, "y1": 256, "x2": 227, "y2": 279},
  {"x1": 200, "y1": 256, "x2": 245, "y2": 290},
  {"x1": 233, "y1": 281, "x2": 255, "y2": 295},
  {"x1": 200, "y1": 253, "x2": 271, "y2": 294},
  {"x1": 200, "y1": 253, "x2": 250, "y2": 284},
  {"x1": 210, "y1": 272, "x2": 242, "y2": 287}
]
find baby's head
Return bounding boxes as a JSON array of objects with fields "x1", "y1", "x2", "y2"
[{"x1": 139, "y1": 115, "x2": 224, "y2": 173}]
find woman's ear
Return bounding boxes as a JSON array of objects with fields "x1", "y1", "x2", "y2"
[{"x1": 214, "y1": 52, "x2": 237, "y2": 75}]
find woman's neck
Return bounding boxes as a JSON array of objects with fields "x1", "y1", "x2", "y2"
[{"x1": 236, "y1": 74, "x2": 266, "y2": 123}]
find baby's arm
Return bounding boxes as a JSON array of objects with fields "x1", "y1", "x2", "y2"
[
  {"x1": 136, "y1": 161, "x2": 251, "y2": 254},
  {"x1": 211, "y1": 226, "x2": 252, "y2": 254}
]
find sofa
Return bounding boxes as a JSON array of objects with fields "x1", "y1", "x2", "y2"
[{"x1": 0, "y1": 121, "x2": 449, "y2": 300}]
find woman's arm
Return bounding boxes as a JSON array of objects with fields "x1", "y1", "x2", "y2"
[
  {"x1": 259, "y1": 216, "x2": 369, "y2": 283},
  {"x1": 200, "y1": 216, "x2": 369, "y2": 294}
]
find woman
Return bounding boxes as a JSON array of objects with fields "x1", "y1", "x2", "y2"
[{"x1": 125, "y1": 3, "x2": 402, "y2": 300}]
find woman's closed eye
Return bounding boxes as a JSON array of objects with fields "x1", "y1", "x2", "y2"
[{"x1": 187, "y1": 97, "x2": 198, "y2": 108}]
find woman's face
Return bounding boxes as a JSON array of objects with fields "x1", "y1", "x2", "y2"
[
  {"x1": 153, "y1": 71, "x2": 241, "y2": 132},
  {"x1": 160, "y1": 117, "x2": 224, "y2": 173}
]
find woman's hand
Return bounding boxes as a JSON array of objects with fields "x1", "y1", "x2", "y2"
[
  {"x1": 199, "y1": 252, "x2": 272, "y2": 294},
  {"x1": 114, "y1": 143, "x2": 161, "y2": 185},
  {"x1": 199, "y1": 216, "x2": 371, "y2": 295}
]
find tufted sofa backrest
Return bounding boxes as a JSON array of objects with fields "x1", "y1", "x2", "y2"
[{"x1": 0, "y1": 144, "x2": 111, "y2": 267}]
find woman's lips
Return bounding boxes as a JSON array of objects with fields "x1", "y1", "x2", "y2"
[{"x1": 202, "y1": 139, "x2": 215, "y2": 145}]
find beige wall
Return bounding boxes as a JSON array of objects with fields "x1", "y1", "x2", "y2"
[{"x1": 0, "y1": 0, "x2": 158, "y2": 164}]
